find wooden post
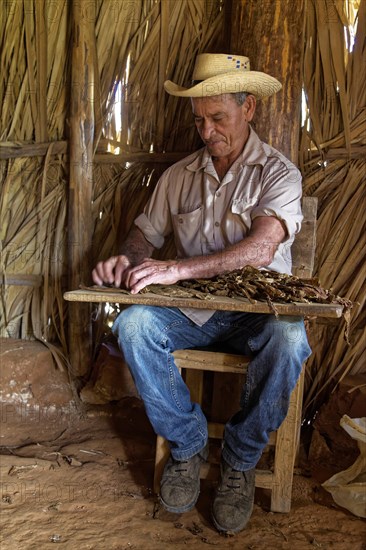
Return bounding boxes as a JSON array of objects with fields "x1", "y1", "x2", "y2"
[
  {"x1": 68, "y1": 0, "x2": 95, "y2": 379},
  {"x1": 230, "y1": 0, "x2": 305, "y2": 163}
]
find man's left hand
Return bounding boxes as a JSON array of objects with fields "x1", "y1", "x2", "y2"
[{"x1": 125, "y1": 259, "x2": 181, "y2": 294}]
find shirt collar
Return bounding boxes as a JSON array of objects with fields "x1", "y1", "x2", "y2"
[{"x1": 185, "y1": 126, "x2": 268, "y2": 174}]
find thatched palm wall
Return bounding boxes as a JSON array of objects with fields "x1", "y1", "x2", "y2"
[
  {"x1": 299, "y1": 0, "x2": 365, "y2": 418},
  {"x1": 0, "y1": 0, "x2": 364, "y2": 415},
  {"x1": 1, "y1": 0, "x2": 226, "y2": 366}
]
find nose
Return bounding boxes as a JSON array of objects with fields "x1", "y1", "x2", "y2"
[{"x1": 199, "y1": 119, "x2": 214, "y2": 140}]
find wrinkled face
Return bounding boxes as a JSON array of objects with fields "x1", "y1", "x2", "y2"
[{"x1": 191, "y1": 94, "x2": 255, "y2": 160}]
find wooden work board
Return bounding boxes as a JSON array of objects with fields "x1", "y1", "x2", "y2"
[{"x1": 63, "y1": 287, "x2": 344, "y2": 318}]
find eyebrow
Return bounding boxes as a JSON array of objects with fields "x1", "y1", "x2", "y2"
[{"x1": 192, "y1": 111, "x2": 226, "y2": 117}]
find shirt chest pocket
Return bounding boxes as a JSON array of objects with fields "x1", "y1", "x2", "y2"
[{"x1": 172, "y1": 206, "x2": 203, "y2": 256}]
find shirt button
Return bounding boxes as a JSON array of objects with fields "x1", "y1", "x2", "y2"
[
  {"x1": 216, "y1": 191, "x2": 221, "y2": 197},
  {"x1": 215, "y1": 221, "x2": 220, "y2": 227},
  {"x1": 178, "y1": 218, "x2": 183, "y2": 223}
]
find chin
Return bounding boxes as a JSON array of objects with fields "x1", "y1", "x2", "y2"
[{"x1": 207, "y1": 144, "x2": 226, "y2": 157}]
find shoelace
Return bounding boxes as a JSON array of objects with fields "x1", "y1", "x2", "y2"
[
  {"x1": 227, "y1": 470, "x2": 242, "y2": 489},
  {"x1": 174, "y1": 460, "x2": 188, "y2": 473}
]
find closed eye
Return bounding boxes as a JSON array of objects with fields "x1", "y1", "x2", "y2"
[{"x1": 194, "y1": 116, "x2": 224, "y2": 123}]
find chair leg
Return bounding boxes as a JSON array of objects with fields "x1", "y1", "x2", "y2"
[
  {"x1": 154, "y1": 435, "x2": 170, "y2": 494},
  {"x1": 269, "y1": 366, "x2": 305, "y2": 512},
  {"x1": 185, "y1": 370, "x2": 204, "y2": 404}
]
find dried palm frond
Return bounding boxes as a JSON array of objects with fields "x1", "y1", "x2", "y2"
[
  {"x1": 299, "y1": 0, "x2": 365, "y2": 418},
  {"x1": 0, "y1": 0, "x2": 225, "y2": 374}
]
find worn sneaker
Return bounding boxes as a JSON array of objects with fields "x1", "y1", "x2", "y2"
[
  {"x1": 212, "y1": 459, "x2": 255, "y2": 534},
  {"x1": 160, "y1": 445, "x2": 209, "y2": 513}
]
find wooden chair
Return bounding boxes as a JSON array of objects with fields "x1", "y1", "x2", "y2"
[{"x1": 154, "y1": 197, "x2": 318, "y2": 513}]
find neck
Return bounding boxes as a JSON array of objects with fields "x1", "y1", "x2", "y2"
[
  {"x1": 212, "y1": 156, "x2": 234, "y2": 180},
  {"x1": 211, "y1": 127, "x2": 251, "y2": 180},
  {"x1": 212, "y1": 145, "x2": 246, "y2": 181}
]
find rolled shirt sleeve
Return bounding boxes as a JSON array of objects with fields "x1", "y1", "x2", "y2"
[
  {"x1": 134, "y1": 168, "x2": 174, "y2": 249},
  {"x1": 134, "y1": 212, "x2": 166, "y2": 249},
  {"x1": 251, "y1": 148, "x2": 303, "y2": 241}
]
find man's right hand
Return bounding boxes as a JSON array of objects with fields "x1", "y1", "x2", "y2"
[{"x1": 92, "y1": 255, "x2": 132, "y2": 288}]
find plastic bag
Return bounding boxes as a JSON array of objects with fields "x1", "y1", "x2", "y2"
[{"x1": 322, "y1": 415, "x2": 366, "y2": 518}]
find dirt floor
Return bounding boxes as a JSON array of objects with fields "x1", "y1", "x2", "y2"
[{"x1": 1, "y1": 396, "x2": 366, "y2": 550}]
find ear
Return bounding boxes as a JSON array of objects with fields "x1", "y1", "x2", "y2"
[{"x1": 243, "y1": 95, "x2": 256, "y2": 121}]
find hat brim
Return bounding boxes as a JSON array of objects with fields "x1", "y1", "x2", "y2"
[{"x1": 164, "y1": 71, "x2": 281, "y2": 99}]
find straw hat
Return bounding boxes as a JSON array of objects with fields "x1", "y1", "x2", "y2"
[{"x1": 164, "y1": 53, "x2": 282, "y2": 99}]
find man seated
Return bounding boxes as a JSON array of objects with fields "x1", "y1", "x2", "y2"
[{"x1": 92, "y1": 53, "x2": 311, "y2": 534}]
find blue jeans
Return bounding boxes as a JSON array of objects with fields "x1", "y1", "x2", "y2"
[{"x1": 112, "y1": 306, "x2": 311, "y2": 471}]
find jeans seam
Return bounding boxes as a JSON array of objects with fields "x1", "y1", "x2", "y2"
[
  {"x1": 161, "y1": 319, "x2": 187, "y2": 413},
  {"x1": 161, "y1": 317, "x2": 192, "y2": 336},
  {"x1": 192, "y1": 411, "x2": 207, "y2": 439},
  {"x1": 167, "y1": 355, "x2": 184, "y2": 412},
  {"x1": 162, "y1": 320, "x2": 207, "y2": 440}
]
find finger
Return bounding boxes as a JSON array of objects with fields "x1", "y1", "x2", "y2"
[
  {"x1": 114, "y1": 258, "x2": 129, "y2": 288},
  {"x1": 129, "y1": 267, "x2": 165, "y2": 293},
  {"x1": 122, "y1": 266, "x2": 134, "y2": 289},
  {"x1": 92, "y1": 258, "x2": 118, "y2": 285},
  {"x1": 129, "y1": 264, "x2": 166, "y2": 293},
  {"x1": 91, "y1": 267, "x2": 103, "y2": 286},
  {"x1": 129, "y1": 264, "x2": 157, "y2": 287},
  {"x1": 92, "y1": 261, "x2": 112, "y2": 285},
  {"x1": 130, "y1": 275, "x2": 150, "y2": 294},
  {"x1": 102, "y1": 257, "x2": 119, "y2": 284},
  {"x1": 124, "y1": 264, "x2": 149, "y2": 290}
]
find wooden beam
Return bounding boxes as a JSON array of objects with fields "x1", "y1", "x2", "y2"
[
  {"x1": 68, "y1": 0, "x2": 95, "y2": 379},
  {"x1": 0, "y1": 274, "x2": 43, "y2": 287},
  {"x1": 0, "y1": 141, "x2": 67, "y2": 159},
  {"x1": 94, "y1": 151, "x2": 190, "y2": 164},
  {"x1": 231, "y1": 0, "x2": 305, "y2": 163}
]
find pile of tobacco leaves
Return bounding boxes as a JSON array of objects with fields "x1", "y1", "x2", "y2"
[
  {"x1": 177, "y1": 266, "x2": 353, "y2": 308},
  {"x1": 141, "y1": 266, "x2": 353, "y2": 338}
]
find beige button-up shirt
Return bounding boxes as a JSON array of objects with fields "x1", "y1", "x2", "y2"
[{"x1": 134, "y1": 127, "x2": 303, "y2": 325}]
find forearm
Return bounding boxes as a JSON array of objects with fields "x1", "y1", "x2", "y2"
[
  {"x1": 176, "y1": 216, "x2": 286, "y2": 280},
  {"x1": 125, "y1": 234, "x2": 278, "y2": 294},
  {"x1": 118, "y1": 225, "x2": 154, "y2": 265},
  {"x1": 176, "y1": 236, "x2": 277, "y2": 280}
]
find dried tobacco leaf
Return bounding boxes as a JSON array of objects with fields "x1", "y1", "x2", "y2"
[{"x1": 176, "y1": 267, "x2": 353, "y2": 337}]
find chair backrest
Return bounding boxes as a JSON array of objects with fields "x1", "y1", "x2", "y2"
[{"x1": 291, "y1": 196, "x2": 318, "y2": 279}]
